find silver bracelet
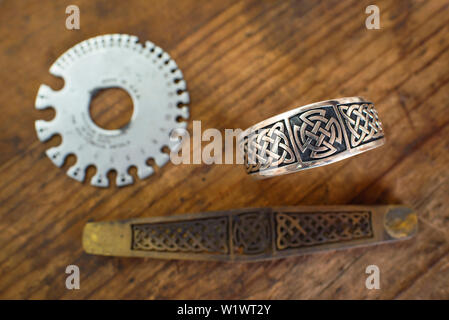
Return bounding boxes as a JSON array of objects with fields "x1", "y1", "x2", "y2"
[{"x1": 239, "y1": 97, "x2": 385, "y2": 177}]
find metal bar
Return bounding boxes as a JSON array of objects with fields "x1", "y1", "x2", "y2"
[{"x1": 82, "y1": 205, "x2": 417, "y2": 262}]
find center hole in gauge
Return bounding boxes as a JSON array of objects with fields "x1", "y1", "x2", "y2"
[{"x1": 89, "y1": 87, "x2": 134, "y2": 130}]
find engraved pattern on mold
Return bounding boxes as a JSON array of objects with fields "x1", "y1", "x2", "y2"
[
  {"x1": 132, "y1": 217, "x2": 228, "y2": 253},
  {"x1": 232, "y1": 212, "x2": 271, "y2": 255},
  {"x1": 276, "y1": 211, "x2": 373, "y2": 250}
]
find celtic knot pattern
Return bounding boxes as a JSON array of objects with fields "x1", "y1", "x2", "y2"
[
  {"x1": 241, "y1": 99, "x2": 385, "y2": 176},
  {"x1": 339, "y1": 103, "x2": 383, "y2": 147},
  {"x1": 126, "y1": 207, "x2": 391, "y2": 260},
  {"x1": 244, "y1": 122, "x2": 295, "y2": 173},
  {"x1": 132, "y1": 218, "x2": 228, "y2": 253},
  {"x1": 292, "y1": 109, "x2": 343, "y2": 159},
  {"x1": 232, "y1": 212, "x2": 271, "y2": 255},
  {"x1": 276, "y1": 211, "x2": 373, "y2": 250}
]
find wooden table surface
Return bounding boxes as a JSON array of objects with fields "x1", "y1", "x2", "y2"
[{"x1": 1, "y1": 0, "x2": 448, "y2": 299}]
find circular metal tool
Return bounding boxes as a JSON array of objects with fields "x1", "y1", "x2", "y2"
[{"x1": 35, "y1": 34, "x2": 190, "y2": 187}]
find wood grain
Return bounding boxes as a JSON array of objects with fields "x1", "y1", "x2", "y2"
[{"x1": 0, "y1": 0, "x2": 448, "y2": 299}]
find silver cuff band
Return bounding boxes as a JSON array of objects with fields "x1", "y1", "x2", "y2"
[{"x1": 239, "y1": 97, "x2": 385, "y2": 177}]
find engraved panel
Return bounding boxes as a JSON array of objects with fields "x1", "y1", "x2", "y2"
[
  {"x1": 289, "y1": 106, "x2": 347, "y2": 162},
  {"x1": 132, "y1": 217, "x2": 228, "y2": 253},
  {"x1": 232, "y1": 212, "x2": 271, "y2": 255},
  {"x1": 243, "y1": 121, "x2": 296, "y2": 173},
  {"x1": 276, "y1": 211, "x2": 373, "y2": 250},
  {"x1": 338, "y1": 102, "x2": 384, "y2": 147}
]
